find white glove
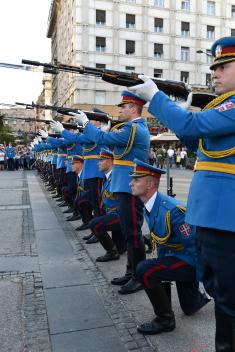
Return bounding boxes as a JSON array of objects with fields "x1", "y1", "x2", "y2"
[
  {"x1": 69, "y1": 110, "x2": 89, "y2": 127},
  {"x1": 39, "y1": 129, "x2": 48, "y2": 138},
  {"x1": 30, "y1": 142, "x2": 35, "y2": 147},
  {"x1": 37, "y1": 136, "x2": 42, "y2": 142},
  {"x1": 176, "y1": 92, "x2": 193, "y2": 110},
  {"x1": 101, "y1": 120, "x2": 111, "y2": 132},
  {"x1": 50, "y1": 120, "x2": 64, "y2": 133},
  {"x1": 128, "y1": 74, "x2": 159, "y2": 102}
]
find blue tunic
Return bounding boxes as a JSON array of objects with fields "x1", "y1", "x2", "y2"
[
  {"x1": 146, "y1": 192, "x2": 201, "y2": 280},
  {"x1": 149, "y1": 91, "x2": 235, "y2": 232},
  {"x1": 82, "y1": 118, "x2": 150, "y2": 193}
]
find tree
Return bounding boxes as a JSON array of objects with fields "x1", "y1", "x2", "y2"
[{"x1": 0, "y1": 117, "x2": 15, "y2": 145}]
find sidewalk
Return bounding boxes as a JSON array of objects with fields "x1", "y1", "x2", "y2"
[{"x1": 0, "y1": 169, "x2": 214, "y2": 352}]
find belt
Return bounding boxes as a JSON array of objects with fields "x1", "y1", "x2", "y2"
[
  {"x1": 113, "y1": 160, "x2": 135, "y2": 167},
  {"x1": 83, "y1": 155, "x2": 100, "y2": 160},
  {"x1": 195, "y1": 161, "x2": 235, "y2": 175}
]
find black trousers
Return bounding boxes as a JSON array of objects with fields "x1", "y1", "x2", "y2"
[
  {"x1": 196, "y1": 227, "x2": 235, "y2": 322},
  {"x1": 116, "y1": 192, "x2": 144, "y2": 249}
]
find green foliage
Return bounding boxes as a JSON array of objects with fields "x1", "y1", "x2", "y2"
[{"x1": 0, "y1": 123, "x2": 15, "y2": 145}]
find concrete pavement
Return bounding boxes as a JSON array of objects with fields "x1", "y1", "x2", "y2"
[{"x1": 0, "y1": 169, "x2": 215, "y2": 351}]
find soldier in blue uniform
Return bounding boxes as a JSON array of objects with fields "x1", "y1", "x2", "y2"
[
  {"x1": 127, "y1": 36, "x2": 235, "y2": 351},
  {"x1": 89, "y1": 148, "x2": 125, "y2": 261},
  {"x1": 65, "y1": 92, "x2": 150, "y2": 294},
  {"x1": 129, "y1": 160, "x2": 210, "y2": 335},
  {"x1": 50, "y1": 120, "x2": 105, "y2": 229}
]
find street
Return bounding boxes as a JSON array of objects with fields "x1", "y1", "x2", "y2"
[{"x1": 0, "y1": 168, "x2": 214, "y2": 352}]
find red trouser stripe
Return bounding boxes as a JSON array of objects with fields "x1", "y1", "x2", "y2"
[
  {"x1": 131, "y1": 196, "x2": 138, "y2": 248},
  {"x1": 143, "y1": 260, "x2": 188, "y2": 289}
]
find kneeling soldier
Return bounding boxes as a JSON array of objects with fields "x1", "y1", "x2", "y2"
[
  {"x1": 89, "y1": 149, "x2": 125, "y2": 261},
  {"x1": 130, "y1": 159, "x2": 210, "y2": 335}
]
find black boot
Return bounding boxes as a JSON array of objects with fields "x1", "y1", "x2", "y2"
[
  {"x1": 96, "y1": 232, "x2": 119, "y2": 262},
  {"x1": 137, "y1": 284, "x2": 175, "y2": 335},
  {"x1": 215, "y1": 306, "x2": 234, "y2": 351},
  {"x1": 63, "y1": 207, "x2": 73, "y2": 214},
  {"x1": 83, "y1": 233, "x2": 94, "y2": 240},
  {"x1": 86, "y1": 234, "x2": 99, "y2": 244},
  {"x1": 76, "y1": 207, "x2": 93, "y2": 231},
  {"x1": 111, "y1": 231, "x2": 126, "y2": 255},
  {"x1": 118, "y1": 247, "x2": 146, "y2": 295},
  {"x1": 111, "y1": 249, "x2": 132, "y2": 285},
  {"x1": 66, "y1": 213, "x2": 81, "y2": 221}
]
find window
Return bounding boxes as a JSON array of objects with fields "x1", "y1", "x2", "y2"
[
  {"x1": 154, "y1": 69, "x2": 163, "y2": 78},
  {"x1": 125, "y1": 66, "x2": 135, "y2": 72},
  {"x1": 206, "y1": 73, "x2": 212, "y2": 87},
  {"x1": 232, "y1": 5, "x2": 235, "y2": 19},
  {"x1": 126, "y1": 14, "x2": 135, "y2": 29},
  {"x1": 207, "y1": 25, "x2": 215, "y2": 40},
  {"x1": 96, "y1": 63, "x2": 106, "y2": 69},
  {"x1": 95, "y1": 91, "x2": 106, "y2": 105},
  {"x1": 181, "y1": 71, "x2": 189, "y2": 83},
  {"x1": 181, "y1": 46, "x2": 190, "y2": 61},
  {"x1": 207, "y1": 1, "x2": 215, "y2": 15},
  {"x1": 96, "y1": 37, "x2": 106, "y2": 52},
  {"x1": 231, "y1": 28, "x2": 235, "y2": 36},
  {"x1": 126, "y1": 40, "x2": 135, "y2": 55},
  {"x1": 206, "y1": 49, "x2": 213, "y2": 64},
  {"x1": 154, "y1": 0, "x2": 164, "y2": 7},
  {"x1": 154, "y1": 43, "x2": 163, "y2": 58},
  {"x1": 181, "y1": 22, "x2": 190, "y2": 36},
  {"x1": 154, "y1": 18, "x2": 163, "y2": 32},
  {"x1": 96, "y1": 10, "x2": 106, "y2": 25},
  {"x1": 181, "y1": 0, "x2": 190, "y2": 11}
]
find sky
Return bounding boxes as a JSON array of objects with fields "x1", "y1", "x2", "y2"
[{"x1": 0, "y1": 0, "x2": 52, "y2": 106}]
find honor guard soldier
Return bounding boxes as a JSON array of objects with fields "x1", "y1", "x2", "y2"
[
  {"x1": 50, "y1": 120, "x2": 105, "y2": 226},
  {"x1": 129, "y1": 159, "x2": 210, "y2": 335},
  {"x1": 89, "y1": 148, "x2": 125, "y2": 261},
  {"x1": 128, "y1": 36, "x2": 235, "y2": 351},
  {"x1": 68, "y1": 92, "x2": 150, "y2": 294}
]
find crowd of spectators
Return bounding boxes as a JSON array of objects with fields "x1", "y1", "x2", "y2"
[
  {"x1": 0, "y1": 143, "x2": 36, "y2": 171},
  {"x1": 148, "y1": 145, "x2": 189, "y2": 169}
]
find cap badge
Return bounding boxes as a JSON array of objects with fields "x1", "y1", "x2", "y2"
[{"x1": 215, "y1": 45, "x2": 222, "y2": 58}]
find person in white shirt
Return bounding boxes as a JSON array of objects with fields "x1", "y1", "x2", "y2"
[{"x1": 167, "y1": 146, "x2": 174, "y2": 168}]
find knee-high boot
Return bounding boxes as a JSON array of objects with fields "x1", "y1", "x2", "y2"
[{"x1": 137, "y1": 283, "x2": 175, "y2": 335}]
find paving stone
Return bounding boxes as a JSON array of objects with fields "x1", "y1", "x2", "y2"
[
  {"x1": 0, "y1": 210, "x2": 23, "y2": 254},
  {"x1": 45, "y1": 285, "x2": 113, "y2": 334},
  {"x1": 40, "y1": 262, "x2": 90, "y2": 288},
  {"x1": 51, "y1": 326, "x2": 128, "y2": 352},
  {"x1": 0, "y1": 278, "x2": 24, "y2": 352}
]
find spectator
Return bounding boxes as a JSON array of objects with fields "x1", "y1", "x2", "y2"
[
  {"x1": 180, "y1": 147, "x2": 188, "y2": 169},
  {"x1": 167, "y1": 146, "x2": 174, "y2": 168},
  {"x1": 0, "y1": 145, "x2": 5, "y2": 171}
]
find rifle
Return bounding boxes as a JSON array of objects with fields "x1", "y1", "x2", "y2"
[
  {"x1": 22, "y1": 59, "x2": 190, "y2": 100},
  {"x1": 15, "y1": 101, "x2": 115, "y2": 124}
]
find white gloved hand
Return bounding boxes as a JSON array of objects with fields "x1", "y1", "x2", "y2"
[
  {"x1": 101, "y1": 120, "x2": 111, "y2": 132},
  {"x1": 39, "y1": 129, "x2": 48, "y2": 138},
  {"x1": 50, "y1": 120, "x2": 64, "y2": 133},
  {"x1": 37, "y1": 136, "x2": 42, "y2": 142},
  {"x1": 176, "y1": 92, "x2": 193, "y2": 110},
  {"x1": 69, "y1": 110, "x2": 89, "y2": 127},
  {"x1": 30, "y1": 142, "x2": 35, "y2": 147},
  {"x1": 128, "y1": 74, "x2": 159, "y2": 102}
]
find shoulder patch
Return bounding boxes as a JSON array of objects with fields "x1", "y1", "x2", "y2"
[
  {"x1": 214, "y1": 101, "x2": 235, "y2": 112},
  {"x1": 179, "y1": 223, "x2": 191, "y2": 237}
]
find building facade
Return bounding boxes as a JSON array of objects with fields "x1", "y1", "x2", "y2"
[{"x1": 47, "y1": 0, "x2": 235, "y2": 111}]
